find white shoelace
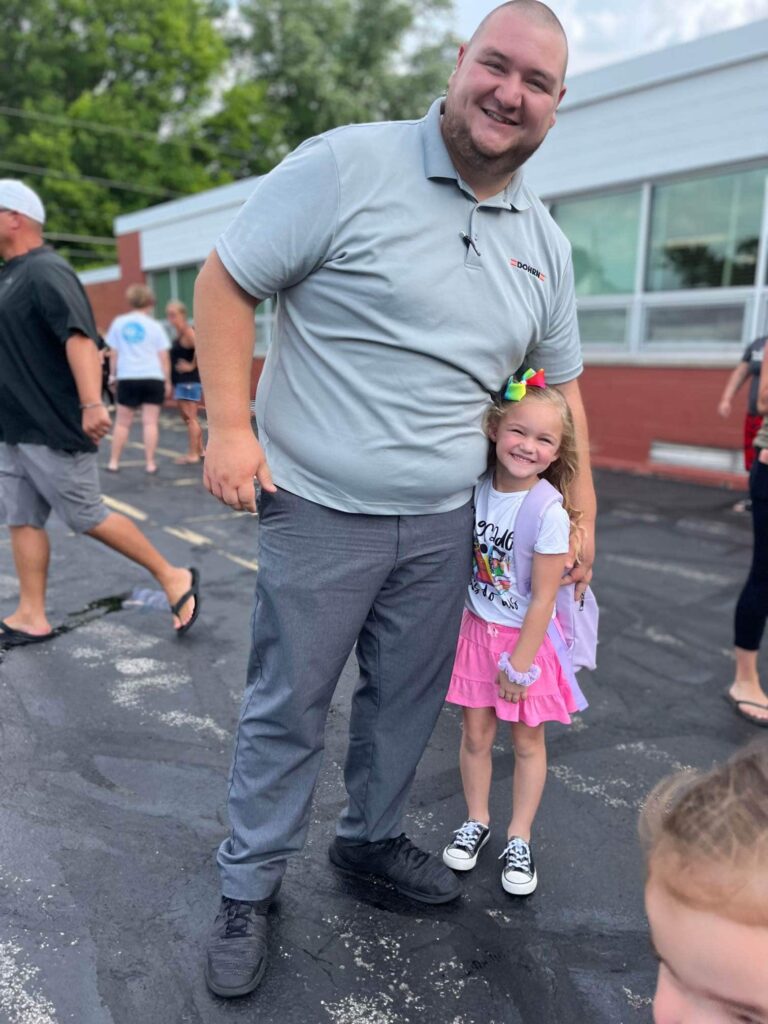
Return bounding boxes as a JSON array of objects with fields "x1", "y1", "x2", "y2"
[
  {"x1": 452, "y1": 819, "x2": 486, "y2": 850},
  {"x1": 499, "y1": 836, "x2": 531, "y2": 873}
]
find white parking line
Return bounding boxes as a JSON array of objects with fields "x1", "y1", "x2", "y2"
[{"x1": 102, "y1": 496, "x2": 148, "y2": 521}]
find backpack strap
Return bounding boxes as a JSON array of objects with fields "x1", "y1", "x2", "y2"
[{"x1": 512, "y1": 478, "x2": 564, "y2": 598}]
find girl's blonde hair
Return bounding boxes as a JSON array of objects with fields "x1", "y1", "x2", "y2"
[
  {"x1": 484, "y1": 385, "x2": 582, "y2": 532},
  {"x1": 639, "y1": 742, "x2": 768, "y2": 925}
]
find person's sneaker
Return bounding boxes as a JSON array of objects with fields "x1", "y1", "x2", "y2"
[
  {"x1": 499, "y1": 836, "x2": 537, "y2": 896},
  {"x1": 204, "y1": 897, "x2": 270, "y2": 998},
  {"x1": 442, "y1": 819, "x2": 491, "y2": 871},
  {"x1": 329, "y1": 833, "x2": 461, "y2": 904}
]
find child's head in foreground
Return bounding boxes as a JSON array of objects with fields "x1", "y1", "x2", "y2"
[{"x1": 640, "y1": 742, "x2": 768, "y2": 1023}]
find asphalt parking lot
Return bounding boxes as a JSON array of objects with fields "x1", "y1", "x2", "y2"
[{"x1": 0, "y1": 414, "x2": 759, "y2": 1024}]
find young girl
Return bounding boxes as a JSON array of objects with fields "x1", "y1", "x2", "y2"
[
  {"x1": 640, "y1": 742, "x2": 768, "y2": 1023},
  {"x1": 443, "y1": 369, "x2": 585, "y2": 896}
]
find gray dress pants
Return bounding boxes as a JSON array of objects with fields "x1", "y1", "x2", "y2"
[{"x1": 217, "y1": 487, "x2": 473, "y2": 899}]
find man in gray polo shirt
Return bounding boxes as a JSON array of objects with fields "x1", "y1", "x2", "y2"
[{"x1": 197, "y1": 0, "x2": 596, "y2": 997}]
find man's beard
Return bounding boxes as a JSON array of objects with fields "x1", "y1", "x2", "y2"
[{"x1": 441, "y1": 104, "x2": 545, "y2": 182}]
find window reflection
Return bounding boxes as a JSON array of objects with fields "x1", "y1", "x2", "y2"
[
  {"x1": 552, "y1": 191, "x2": 641, "y2": 296},
  {"x1": 647, "y1": 168, "x2": 765, "y2": 290}
]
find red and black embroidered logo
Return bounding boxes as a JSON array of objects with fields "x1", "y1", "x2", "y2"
[{"x1": 509, "y1": 258, "x2": 546, "y2": 281}]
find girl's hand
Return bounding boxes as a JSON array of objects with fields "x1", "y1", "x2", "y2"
[{"x1": 497, "y1": 671, "x2": 528, "y2": 703}]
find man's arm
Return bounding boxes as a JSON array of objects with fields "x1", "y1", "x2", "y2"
[
  {"x1": 194, "y1": 250, "x2": 276, "y2": 513},
  {"x1": 65, "y1": 333, "x2": 111, "y2": 443},
  {"x1": 552, "y1": 377, "x2": 596, "y2": 599}
]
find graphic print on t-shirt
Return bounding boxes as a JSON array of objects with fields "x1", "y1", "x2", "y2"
[
  {"x1": 122, "y1": 320, "x2": 146, "y2": 344},
  {"x1": 471, "y1": 519, "x2": 519, "y2": 611}
]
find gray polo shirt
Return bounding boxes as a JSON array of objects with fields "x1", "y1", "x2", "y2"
[{"x1": 217, "y1": 98, "x2": 582, "y2": 515}]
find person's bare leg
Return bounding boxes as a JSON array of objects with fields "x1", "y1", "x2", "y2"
[
  {"x1": 175, "y1": 401, "x2": 203, "y2": 462},
  {"x1": 507, "y1": 723, "x2": 547, "y2": 842},
  {"x1": 4, "y1": 525, "x2": 53, "y2": 635},
  {"x1": 109, "y1": 405, "x2": 134, "y2": 470},
  {"x1": 86, "y1": 513, "x2": 196, "y2": 628},
  {"x1": 141, "y1": 404, "x2": 161, "y2": 473},
  {"x1": 730, "y1": 647, "x2": 768, "y2": 721},
  {"x1": 459, "y1": 707, "x2": 498, "y2": 826}
]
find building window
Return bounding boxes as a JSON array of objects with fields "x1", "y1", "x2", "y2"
[
  {"x1": 647, "y1": 167, "x2": 766, "y2": 291},
  {"x1": 577, "y1": 307, "x2": 629, "y2": 346},
  {"x1": 551, "y1": 190, "x2": 641, "y2": 296},
  {"x1": 150, "y1": 269, "x2": 172, "y2": 312},
  {"x1": 176, "y1": 265, "x2": 199, "y2": 312},
  {"x1": 645, "y1": 303, "x2": 746, "y2": 345}
]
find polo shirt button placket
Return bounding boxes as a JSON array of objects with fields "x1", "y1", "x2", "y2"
[{"x1": 463, "y1": 209, "x2": 482, "y2": 269}]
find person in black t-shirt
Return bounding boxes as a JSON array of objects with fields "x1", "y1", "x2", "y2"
[
  {"x1": 167, "y1": 300, "x2": 205, "y2": 464},
  {"x1": 0, "y1": 179, "x2": 200, "y2": 645}
]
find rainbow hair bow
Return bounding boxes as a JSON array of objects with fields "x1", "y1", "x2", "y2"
[{"x1": 503, "y1": 368, "x2": 547, "y2": 402}]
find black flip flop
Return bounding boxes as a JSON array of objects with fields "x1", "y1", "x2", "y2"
[
  {"x1": 0, "y1": 620, "x2": 54, "y2": 647},
  {"x1": 172, "y1": 567, "x2": 200, "y2": 637},
  {"x1": 722, "y1": 689, "x2": 768, "y2": 728}
]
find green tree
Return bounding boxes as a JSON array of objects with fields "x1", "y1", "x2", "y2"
[
  {"x1": 204, "y1": 0, "x2": 459, "y2": 176},
  {"x1": 0, "y1": 0, "x2": 229, "y2": 266}
]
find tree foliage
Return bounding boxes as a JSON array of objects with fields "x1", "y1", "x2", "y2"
[
  {"x1": 203, "y1": 0, "x2": 459, "y2": 176},
  {"x1": 0, "y1": 0, "x2": 228, "y2": 265},
  {"x1": 0, "y1": 0, "x2": 459, "y2": 265}
]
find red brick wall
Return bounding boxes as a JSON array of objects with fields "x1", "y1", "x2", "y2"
[
  {"x1": 87, "y1": 278, "x2": 127, "y2": 334},
  {"x1": 579, "y1": 365, "x2": 747, "y2": 484},
  {"x1": 83, "y1": 230, "x2": 146, "y2": 333}
]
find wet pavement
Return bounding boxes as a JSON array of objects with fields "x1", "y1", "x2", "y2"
[{"x1": 0, "y1": 415, "x2": 759, "y2": 1024}]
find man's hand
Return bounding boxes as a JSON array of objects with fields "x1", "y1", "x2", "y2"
[
  {"x1": 497, "y1": 670, "x2": 528, "y2": 703},
  {"x1": 82, "y1": 404, "x2": 111, "y2": 444},
  {"x1": 562, "y1": 520, "x2": 595, "y2": 602},
  {"x1": 718, "y1": 398, "x2": 732, "y2": 418},
  {"x1": 203, "y1": 428, "x2": 276, "y2": 513}
]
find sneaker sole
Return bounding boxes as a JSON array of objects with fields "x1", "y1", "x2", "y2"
[
  {"x1": 204, "y1": 955, "x2": 267, "y2": 998},
  {"x1": 328, "y1": 847, "x2": 461, "y2": 904},
  {"x1": 442, "y1": 831, "x2": 491, "y2": 871},
  {"x1": 501, "y1": 870, "x2": 538, "y2": 896}
]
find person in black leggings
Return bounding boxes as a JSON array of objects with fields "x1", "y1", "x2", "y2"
[{"x1": 729, "y1": 420, "x2": 768, "y2": 725}]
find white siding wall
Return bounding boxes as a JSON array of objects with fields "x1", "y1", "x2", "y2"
[
  {"x1": 527, "y1": 55, "x2": 768, "y2": 199},
  {"x1": 139, "y1": 202, "x2": 247, "y2": 270}
]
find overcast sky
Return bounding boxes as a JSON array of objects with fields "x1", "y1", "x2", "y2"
[{"x1": 453, "y1": 0, "x2": 768, "y2": 74}]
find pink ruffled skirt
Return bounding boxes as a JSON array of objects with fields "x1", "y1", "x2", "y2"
[{"x1": 446, "y1": 609, "x2": 579, "y2": 725}]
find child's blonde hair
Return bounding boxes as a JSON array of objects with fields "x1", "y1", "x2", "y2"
[
  {"x1": 484, "y1": 385, "x2": 582, "y2": 531},
  {"x1": 639, "y1": 742, "x2": 768, "y2": 926}
]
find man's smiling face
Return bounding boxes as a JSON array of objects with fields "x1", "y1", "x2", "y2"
[{"x1": 442, "y1": 5, "x2": 567, "y2": 187}]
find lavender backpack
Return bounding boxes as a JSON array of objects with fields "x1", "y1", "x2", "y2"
[{"x1": 512, "y1": 479, "x2": 598, "y2": 712}]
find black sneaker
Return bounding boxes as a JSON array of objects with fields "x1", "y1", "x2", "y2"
[
  {"x1": 204, "y1": 897, "x2": 270, "y2": 998},
  {"x1": 329, "y1": 833, "x2": 461, "y2": 904},
  {"x1": 442, "y1": 819, "x2": 491, "y2": 871},
  {"x1": 500, "y1": 836, "x2": 537, "y2": 896}
]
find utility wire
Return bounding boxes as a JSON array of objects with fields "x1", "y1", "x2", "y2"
[
  {"x1": 0, "y1": 104, "x2": 259, "y2": 162},
  {"x1": 44, "y1": 231, "x2": 116, "y2": 245},
  {"x1": 0, "y1": 159, "x2": 184, "y2": 199}
]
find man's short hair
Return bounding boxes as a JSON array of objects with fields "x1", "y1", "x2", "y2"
[{"x1": 469, "y1": 1, "x2": 569, "y2": 77}]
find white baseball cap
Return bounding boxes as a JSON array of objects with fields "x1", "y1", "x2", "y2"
[{"x1": 0, "y1": 179, "x2": 46, "y2": 224}]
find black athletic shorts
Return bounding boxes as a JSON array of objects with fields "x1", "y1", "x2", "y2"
[{"x1": 116, "y1": 378, "x2": 165, "y2": 408}]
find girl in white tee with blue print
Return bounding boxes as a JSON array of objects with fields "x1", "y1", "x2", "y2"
[{"x1": 443, "y1": 370, "x2": 585, "y2": 897}]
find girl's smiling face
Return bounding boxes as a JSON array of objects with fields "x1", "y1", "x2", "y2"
[
  {"x1": 489, "y1": 398, "x2": 562, "y2": 491},
  {"x1": 646, "y1": 878, "x2": 768, "y2": 1024}
]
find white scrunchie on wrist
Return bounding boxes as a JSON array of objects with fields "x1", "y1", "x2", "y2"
[{"x1": 497, "y1": 652, "x2": 541, "y2": 687}]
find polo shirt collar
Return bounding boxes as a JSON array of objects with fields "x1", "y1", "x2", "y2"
[{"x1": 421, "y1": 97, "x2": 532, "y2": 212}]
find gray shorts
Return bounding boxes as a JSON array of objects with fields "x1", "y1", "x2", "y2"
[{"x1": 0, "y1": 443, "x2": 110, "y2": 534}]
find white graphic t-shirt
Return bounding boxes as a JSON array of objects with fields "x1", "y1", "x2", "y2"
[
  {"x1": 106, "y1": 312, "x2": 170, "y2": 381},
  {"x1": 466, "y1": 472, "x2": 570, "y2": 628}
]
